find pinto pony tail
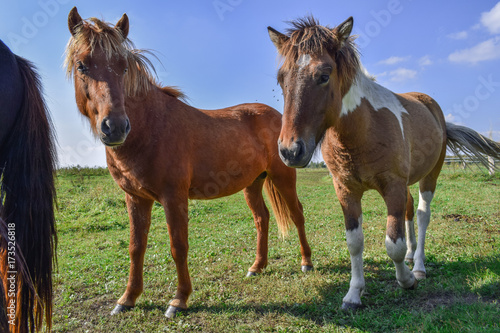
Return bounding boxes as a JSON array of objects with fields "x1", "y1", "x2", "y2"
[
  {"x1": 0, "y1": 56, "x2": 57, "y2": 332},
  {"x1": 263, "y1": 178, "x2": 293, "y2": 238},
  {"x1": 445, "y1": 122, "x2": 500, "y2": 170}
]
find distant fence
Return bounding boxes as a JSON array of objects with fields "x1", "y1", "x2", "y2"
[
  {"x1": 312, "y1": 157, "x2": 498, "y2": 175},
  {"x1": 444, "y1": 156, "x2": 498, "y2": 175}
]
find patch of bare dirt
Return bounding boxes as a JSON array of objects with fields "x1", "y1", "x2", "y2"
[
  {"x1": 443, "y1": 214, "x2": 484, "y2": 223},
  {"x1": 409, "y1": 292, "x2": 499, "y2": 313}
]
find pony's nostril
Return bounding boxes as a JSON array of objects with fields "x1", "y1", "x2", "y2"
[
  {"x1": 101, "y1": 117, "x2": 113, "y2": 136},
  {"x1": 101, "y1": 117, "x2": 129, "y2": 137},
  {"x1": 278, "y1": 138, "x2": 309, "y2": 167},
  {"x1": 293, "y1": 139, "x2": 305, "y2": 159},
  {"x1": 125, "y1": 119, "x2": 131, "y2": 133}
]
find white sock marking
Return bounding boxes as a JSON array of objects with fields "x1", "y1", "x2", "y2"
[
  {"x1": 405, "y1": 219, "x2": 416, "y2": 260},
  {"x1": 385, "y1": 235, "x2": 414, "y2": 288},
  {"x1": 343, "y1": 216, "x2": 365, "y2": 305},
  {"x1": 413, "y1": 191, "x2": 434, "y2": 274}
]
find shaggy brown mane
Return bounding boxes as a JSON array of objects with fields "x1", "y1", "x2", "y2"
[
  {"x1": 278, "y1": 15, "x2": 360, "y2": 87},
  {"x1": 65, "y1": 17, "x2": 184, "y2": 99}
]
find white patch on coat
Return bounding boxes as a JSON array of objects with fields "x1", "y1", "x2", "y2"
[
  {"x1": 340, "y1": 66, "x2": 408, "y2": 138},
  {"x1": 343, "y1": 216, "x2": 365, "y2": 305}
]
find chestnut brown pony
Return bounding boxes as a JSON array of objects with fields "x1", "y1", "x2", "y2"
[
  {"x1": 65, "y1": 7, "x2": 313, "y2": 318},
  {"x1": 0, "y1": 40, "x2": 57, "y2": 332},
  {"x1": 268, "y1": 16, "x2": 500, "y2": 310}
]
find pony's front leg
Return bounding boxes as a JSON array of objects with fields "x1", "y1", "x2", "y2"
[
  {"x1": 335, "y1": 185, "x2": 365, "y2": 311},
  {"x1": 112, "y1": 194, "x2": 153, "y2": 315},
  {"x1": 383, "y1": 185, "x2": 417, "y2": 290},
  {"x1": 162, "y1": 194, "x2": 192, "y2": 318}
]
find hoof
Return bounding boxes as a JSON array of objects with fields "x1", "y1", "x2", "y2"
[
  {"x1": 406, "y1": 278, "x2": 419, "y2": 290},
  {"x1": 341, "y1": 302, "x2": 362, "y2": 312},
  {"x1": 246, "y1": 271, "x2": 258, "y2": 277},
  {"x1": 110, "y1": 304, "x2": 134, "y2": 315},
  {"x1": 413, "y1": 270, "x2": 426, "y2": 280},
  {"x1": 165, "y1": 305, "x2": 187, "y2": 319},
  {"x1": 301, "y1": 265, "x2": 314, "y2": 273}
]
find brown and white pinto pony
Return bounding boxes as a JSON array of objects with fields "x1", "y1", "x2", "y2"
[
  {"x1": 65, "y1": 8, "x2": 313, "y2": 318},
  {"x1": 268, "y1": 16, "x2": 500, "y2": 310}
]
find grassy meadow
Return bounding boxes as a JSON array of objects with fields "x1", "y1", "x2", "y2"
[{"x1": 52, "y1": 165, "x2": 499, "y2": 332}]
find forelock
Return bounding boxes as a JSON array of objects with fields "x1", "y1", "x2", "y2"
[{"x1": 277, "y1": 15, "x2": 360, "y2": 90}]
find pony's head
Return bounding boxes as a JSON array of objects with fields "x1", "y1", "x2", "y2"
[
  {"x1": 268, "y1": 16, "x2": 359, "y2": 167},
  {"x1": 65, "y1": 7, "x2": 156, "y2": 147}
]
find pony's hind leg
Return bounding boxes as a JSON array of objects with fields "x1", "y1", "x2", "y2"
[
  {"x1": 405, "y1": 188, "x2": 416, "y2": 263},
  {"x1": 112, "y1": 194, "x2": 154, "y2": 315},
  {"x1": 413, "y1": 153, "x2": 443, "y2": 280},
  {"x1": 243, "y1": 176, "x2": 270, "y2": 276},
  {"x1": 412, "y1": 181, "x2": 437, "y2": 280}
]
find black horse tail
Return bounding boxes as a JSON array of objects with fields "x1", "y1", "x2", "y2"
[
  {"x1": 445, "y1": 122, "x2": 500, "y2": 170},
  {"x1": 0, "y1": 55, "x2": 57, "y2": 332}
]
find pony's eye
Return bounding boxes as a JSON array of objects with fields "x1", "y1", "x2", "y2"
[
  {"x1": 124, "y1": 67, "x2": 128, "y2": 74},
  {"x1": 76, "y1": 61, "x2": 88, "y2": 73},
  {"x1": 319, "y1": 74, "x2": 330, "y2": 85}
]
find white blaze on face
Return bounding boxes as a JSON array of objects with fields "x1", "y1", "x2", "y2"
[
  {"x1": 296, "y1": 54, "x2": 311, "y2": 71},
  {"x1": 292, "y1": 54, "x2": 313, "y2": 113},
  {"x1": 341, "y1": 66, "x2": 408, "y2": 138}
]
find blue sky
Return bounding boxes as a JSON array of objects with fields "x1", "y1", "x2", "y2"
[{"x1": 1, "y1": 0, "x2": 499, "y2": 167}]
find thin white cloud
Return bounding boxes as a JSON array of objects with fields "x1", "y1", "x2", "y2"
[
  {"x1": 418, "y1": 55, "x2": 433, "y2": 67},
  {"x1": 388, "y1": 68, "x2": 417, "y2": 82},
  {"x1": 445, "y1": 113, "x2": 457, "y2": 123},
  {"x1": 447, "y1": 31, "x2": 468, "y2": 40},
  {"x1": 481, "y1": 1, "x2": 500, "y2": 34},
  {"x1": 471, "y1": 23, "x2": 482, "y2": 31},
  {"x1": 448, "y1": 36, "x2": 500, "y2": 64},
  {"x1": 378, "y1": 56, "x2": 410, "y2": 65}
]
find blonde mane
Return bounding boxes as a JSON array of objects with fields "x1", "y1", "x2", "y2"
[{"x1": 64, "y1": 17, "x2": 184, "y2": 100}]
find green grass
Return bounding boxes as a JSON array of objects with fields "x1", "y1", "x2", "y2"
[{"x1": 52, "y1": 166, "x2": 500, "y2": 332}]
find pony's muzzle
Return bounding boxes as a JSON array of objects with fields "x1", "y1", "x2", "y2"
[
  {"x1": 278, "y1": 138, "x2": 311, "y2": 168},
  {"x1": 100, "y1": 116, "x2": 131, "y2": 146}
]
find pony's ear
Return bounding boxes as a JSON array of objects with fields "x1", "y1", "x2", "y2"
[
  {"x1": 267, "y1": 27, "x2": 288, "y2": 51},
  {"x1": 68, "y1": 7, "x2": 83, "y2": 36},
  {"x1": 115, "y1": 13, "x2": 129, "y2": 40},
  {"x1": 334, "y1": 16, "x2": 354, "y2": 44}
]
